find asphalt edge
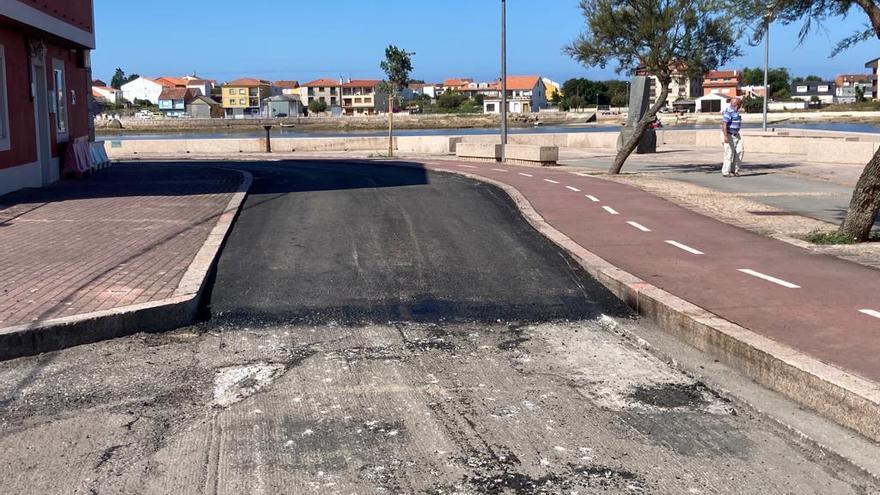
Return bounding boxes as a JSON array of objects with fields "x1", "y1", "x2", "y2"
[
  {"x1": 0, "y1": 170, "x2": 254, "y2": 361},
  {"x1": 436, "y1": 166, "x2": 880, "y2": 445}
]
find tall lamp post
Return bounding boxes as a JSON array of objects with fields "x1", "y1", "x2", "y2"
[
  {"x1": 762, "y1": 9, "x2": 771, "y2": 131},
  {"x1": 500, "y1": 0, "x2": 508, "y2": 162}
]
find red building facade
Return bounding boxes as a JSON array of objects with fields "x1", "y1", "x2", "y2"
[{"x1": 0, "y1": 1, "x2": 95, "y2": 196}]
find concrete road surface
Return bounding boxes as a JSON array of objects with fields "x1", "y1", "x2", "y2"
[{"x1": 0, "y1": 161, "x2": 874, "y2": 494}]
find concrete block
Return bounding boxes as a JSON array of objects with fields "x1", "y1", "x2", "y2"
[
  {"x1": 456, "y1": 142, "x2": 501, "y2": 161},
  {"x1": 505, "y1": 144, "x2": 559, "y2": 166}
]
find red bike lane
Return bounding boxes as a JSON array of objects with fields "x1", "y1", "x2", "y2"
[{"x1": 422, "y1": 160, "x2": 880, "y2": 384}]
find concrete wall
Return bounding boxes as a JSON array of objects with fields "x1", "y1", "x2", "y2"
[{"x1": 103, "y1": 128, "x2": 880, "y2": 165}]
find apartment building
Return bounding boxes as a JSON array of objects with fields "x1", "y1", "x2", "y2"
[
  {"x1": 342, "y1": 80, "x2": 381, "y2": 115},
  {"x1": 702, "y1": 70, "x2": 741, "y2": 97},
  {"x1": 636, "y1": 67, "x2": 703, "y2": 111},
  {"x1": 835, "y1": 74, "x2": 871, "y2": 104},
  {"x1": 0, "y1": 0, "x2": 96, "y2": 195},
  {"x1": 299, "y1": 79, "x2": 340, "y2": 108},
  {"x1": 222, "y1": 78, "x2": 271, "y2": 118},
  {"x1": 482, "y1": 75, "x2": 548, "y2": 114}
]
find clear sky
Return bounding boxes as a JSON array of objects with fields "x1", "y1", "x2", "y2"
[{"x1": 92, "y1": 0, "x2": 880, "y2": 84}]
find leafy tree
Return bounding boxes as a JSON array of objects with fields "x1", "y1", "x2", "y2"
[
  {"x1": 856, "y1": 86, "x2": 867, "y2": 103},
  {"x1": 110, "y1": 68, "x2": 127, "y2": 89},
  {"x1": 308, "y1": 99, "x2": 328, "y2": 113},
  {"x1": 740, "y1": 0, "x2": 880, "y2": 240},
  {"x1": 774, "y1": 88, "x2": 791, "y2": 101},
  {"x1": 561, "y1": 78, "x2": 610, "y2": 106},
  {"x1": 792, "y1": 75, "x2": 824, "y2": 84},
  {"x1": 604, "y1": 80, "x2": 630, "y2": 107},
  {"x1": 741, "y1": 95, "x2": 763, "y2": 113},
  {"x1": 741, "y1": 67, "x2": 790, "y2": 98},
  {"x1": 437, "y1": 90, "x2": 468, "y2": 109},
  {"x1": 379, "y1": 45, "x2": 415, "y2": 157},
  {"x1": 566, "y1": 0, "x2": 740, "y2": 174}
]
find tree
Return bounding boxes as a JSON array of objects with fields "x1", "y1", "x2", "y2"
[
  {"x1": 110, "y1": 68, "x2": 126, "y2": 89},
  {"x1": 308, "y1": 99, "x2": 328, "y2": 114},
  {"x1": 566, "y1": 0, "x2": 740, "y2": 174},
  {"x1": 792, "y1": 75, "x2": 823, "y2": 84},
  {"x1": 379, "y1": 45, "x2": 414, "y2": 158},
  {"x1": 742, "y1": 67, "x2": 790, "y2": 98},
  {"x1": 437, "y1": 90, "x2": 468, "y2": 110},
  {"x1": 856, "y1": 86, "x2": 867, "y2": 103},
  {"x1": 741, "y1": 0, "x2": 880, "y2": 240},
  {"x1": 604, "y1": 80, "x2": 630, "y2": 107}
]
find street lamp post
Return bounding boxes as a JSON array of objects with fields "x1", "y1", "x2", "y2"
[
  {"x1": 762, "y1": 11, "x2": 770, "y2": 131},
  {"x1": 500, "y1": 0, "x2": 508, "y2": 163}
]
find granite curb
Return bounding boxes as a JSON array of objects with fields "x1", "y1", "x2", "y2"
[
  {"x1": 435, "y1": 165, "x2": 880, "y2": 445},
  {"x1": 0, "y1": 169, "x2": 254, "y2": 361}
]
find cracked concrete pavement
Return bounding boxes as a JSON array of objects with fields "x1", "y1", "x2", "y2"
[{"x1": 0, "y1": 161, "x2": 875, "y2": 494}]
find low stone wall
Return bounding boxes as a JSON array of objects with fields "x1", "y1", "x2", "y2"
[
  {"x1": 456, "y1": 143, "x2": 501, "y2": 161},
  {"x1": 103, "y1": 128, "x2": 880, "y2": 165}
]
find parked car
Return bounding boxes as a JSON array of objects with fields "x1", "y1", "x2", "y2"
[
  {"x1": 275, "y1": 113, "x2": 288, "y2": 118},
  {"x1": 134, "y1": 111, "x2": 152, "y2": 119}
]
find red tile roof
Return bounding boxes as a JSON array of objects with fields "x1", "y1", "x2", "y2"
[
  {"x1": 342, "y1": 79, "x2": 381, "y2": 88},
  {"x1": 303, "y1": 78, "x2": 342, "y2": 87},
  {"x1": 154, "y1": 76, "x2": 188, "y2": 87},
  {"x1": 705, "y1": 70, "x2": 740, "y2": 79},
  {"x1": 159, "y1": 88, "x2": 197, "y2": 101},
  {"x1": 274, "y1": 80, "x2": 300, "y2": 88},
  {"x1": 444, "y1": 78, "x2": 473, "y2": 87},
  {"x1": 503, "y1": 75, "x2": 542, "y2": 91},
  {"x1": 225, "y1": 78, "x2": 270, "y2": 87}
]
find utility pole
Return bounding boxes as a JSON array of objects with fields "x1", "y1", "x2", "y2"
[
  {"x1": 762, "y1": 9, "x2": 770, "y2": 131},
  {"x1": 500, "y1": 0, "x2": 508, "y2": 162},
  {"x1": 388, "y1": 89, "x2": 394, "y2": 157}
]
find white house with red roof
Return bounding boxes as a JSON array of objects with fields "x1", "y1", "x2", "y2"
[
  {"x1": 482, "y1": 75, "x2": 548, "y2": 114},
  {"x1": 121, "y1": 77, "x2": 164, "y2": 105},
  {"x1": 298, "y1": 78, "x2": 341, "y2": 109}
]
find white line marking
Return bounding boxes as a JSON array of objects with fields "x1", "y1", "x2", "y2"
[
  {"x1": 859, "y1": 309, "x2": 880, "y2": 319},
  {"x1": 585, "y1": 195, "x2": 600, "y2": 202},
  {"x1": 627, "y1": 221, "x2": 651, "y2": 232},
  {"x1": 459, "y1": 164, "x2": 477, "y2": 169},
  {"x1": 543, "y1": 179, "x2": 560, "y2": 184},
  {"x1": 665, "y1": 240, "x2": 704, "y2": 255},
  {"x1": 566, "y1": 186, "x2": 581, "y2": 192},
  {"x1": 602, "y1": 206, "x2": 619, "y2": 215},
  {"x1": 491, "y1": 168, "x2": 508, "y2": 172},
  {"x1": 738, "y1": 269, "x2": 801, "y2": 289},
  {"x1": 518, "y1": 172, "x2": 534, "y2": 177}
]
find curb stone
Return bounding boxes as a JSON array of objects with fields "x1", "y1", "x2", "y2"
[
  {"x1": 435, "y1": 165, "x2": 880, "y2": 445},
  {"x1": 0, "y1": 170, "x2": 254, "y2": 361}
]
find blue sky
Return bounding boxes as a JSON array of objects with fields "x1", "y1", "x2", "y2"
[{"x1": 92, "y1": 0, "x2": 880, "y2": 83}]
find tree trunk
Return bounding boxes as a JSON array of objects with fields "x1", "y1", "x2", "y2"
[
  {"x1": 839, "y1": 147, "x2": 880, "y2": 241},
  {"x1": 388, "y1": 93, "x2": 394, "y2": 158},
  {"x1": 609, "y1": 81, "x2": 670, "y2": 175}
]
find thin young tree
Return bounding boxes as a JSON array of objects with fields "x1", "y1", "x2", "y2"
[
  {"x1": 380, "y1": 45, "x2": 415, "y2": 158},
  {"x1": 565, "y1": 0, "x2": 741, "y2": 174},
  {"x1": 740, "y1": 0, "x2": 880, "y2": 241}
]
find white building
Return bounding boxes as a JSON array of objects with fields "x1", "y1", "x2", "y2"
[
  {"x1": 694, "y1": 93, "x2": 729, "y2": 113},
  {"x1": 92, "y1": 85, "x2": 122, "y2": 104},
  {"x1": 483, "y1": 75, "x2": 548, "y2": 114},
  {"x1": 121, "y1": 76, "x2": 164, "y2": 105}
]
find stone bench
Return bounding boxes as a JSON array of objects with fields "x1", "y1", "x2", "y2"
[
  {"x1": 455, "y1": 142, "x2": 559, "y2": 166},
  {"x1": 456, "y1": 142, "x2": 501, "y2": 162},
  {"x1": 505, "y1": 144, "x2": 559, "y2": 166}
]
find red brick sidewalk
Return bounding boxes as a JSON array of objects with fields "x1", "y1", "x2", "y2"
[{"x1": 0, "y1": 165, "x2": 244, "y2": 329}]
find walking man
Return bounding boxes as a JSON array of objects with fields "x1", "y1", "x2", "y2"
[{"x1": 721, "y1": 97, "x2": 744, "y2": 177}]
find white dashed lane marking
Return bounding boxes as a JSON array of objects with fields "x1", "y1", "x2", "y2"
[
  {"x1": 738, "y1": 269, "x2": 801, "y2": 289},
  {"x1": 860, "y1": 309, "x2": 880, "y2": 319},
  {"x1": 518, "y1": 173, "x2": 534, "y2": 177},
  {"x1": 627, "y1": 221, "x2": 651, "y2": 232},
  {"x1": 459, "y1": 164, "x2": 477, "y2": 169},
  {"x1": 585, "y1": 195, "x2": 600, "y2": 202},
  {"x1": 602, "y1": 206, "x2": 619, "y2": 215},
  {"x1": 544, "y1": 179, "x2": 560, "y2": 184},
  {"x1": 566, "y1": 186, "x2": 581, "y2": 192},
  {"x1": 665, "y1": 240, "x2": 704, "y2": 255},
  {"x1": 492, "y1": 168, "x2": 508, "y2": 172}
]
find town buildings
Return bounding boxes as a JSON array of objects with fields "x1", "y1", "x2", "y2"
[
  {"x1": 342, "y1": 80, "x2": 381, "y2": 115},
  {"x1": 273, "y1": 80, "x2": 300, "y2": 96},
  {"x1": 92, "y1": 84, "x2": 122, "y2": 104},
  {"x1": 187, "y1": 95, "x2": 223, "y2": 119},
  {"x1": 636, "y1": 67, "x2": 703, "y2": 112},
  {"x1": 221, "y1": 78, "x2": 271, "y2": 118},
  {"x1": 121, "y1": 77, "x2": 165, "y2": 105},
  {"x1": 702, "y1": 70, "x2": 741, "y2": 97},
  {"x1": 158, "y1": 88, "x2": 197, "y2": 118},
  {"x1": 263, "y1": 95, "x2": 302, "y2": 118},
  {"x1": 834, "y1": 74, "x2": 871, "y2": 104},
  {"x1": 791, "y1": 80, "x2": 836, "y2": 104},
  {"x1": 0, "y1": 0, "x2": 96, "y2": 196},
  {"x1": 865, "y1": 57, "x2": 880, "y2": 99},
  {"x1": 482, "y1": 76, "x2": 548, "y2": 114},
  {"x1": 299, "y1": 79, "x2": 341, "y2": 109}
]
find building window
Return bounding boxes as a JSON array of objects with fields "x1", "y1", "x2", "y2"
[
  {"x1": 239, "y1": 89, "x2": 246, "y2": 95},
  {"x1": 818, "y1": 85, "x2": 829, "y2": 92},
  {"x1": 239, "y1": 99, "x2": 245, "y2": 105},
  {"x1": 228, "y1": 99, "x2": 235, "y2": 106},
  {"x1": 0, "y1": 44, "x2": 9, "y2": 152},
  {"x1": 53, "y1": 59, "x2": 68, "y2": 141},
  {"x1": 796, "y1": 86, "x2": 808, "y2": 93}
]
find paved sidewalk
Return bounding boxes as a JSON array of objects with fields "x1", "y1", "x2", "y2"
[
  {"x1": 0, "y1": 164, "x2": 244, "y2": 330},
  {"x1": 420, "y1": 159, "x2": 880, "y2": 385},
  {"x1": 558, "y1": 147, "x2": 877, "y2": 227}
]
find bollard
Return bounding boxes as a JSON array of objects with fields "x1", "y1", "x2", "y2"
[{"x1": 264, "y1": 125, "x2": 272, "y2": 153}]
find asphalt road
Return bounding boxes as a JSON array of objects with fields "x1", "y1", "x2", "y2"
[{"x1": 0, "y1": 161, "x2": 874, "y2": 494}]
